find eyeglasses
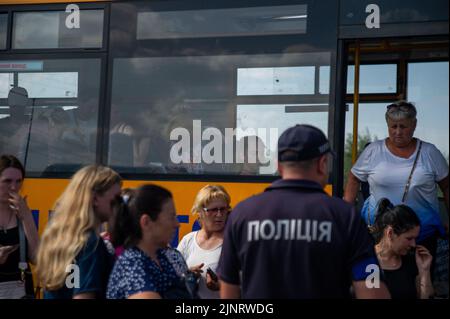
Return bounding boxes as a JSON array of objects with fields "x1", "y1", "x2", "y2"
[
  {"x1": 202, "y1": 206, "x2": 231, "y2": 214},
  {"x1": 386, "y1": 102, "x2": 414, "y2": 111}
]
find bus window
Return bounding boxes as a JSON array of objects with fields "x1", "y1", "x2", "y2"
[
  {"x1": 0, "y1": 14, "x2": 6, "y2": 50},
  {"x1": 0, "y1": 58, "x2": 102, "y2": 174},
  {"x1": 408, "y1": 61, "x2": 449, "y2": 162},
  {"x1": 136, "y1": 5, "x2": 307, "y2": 40},
  {"x1": 344, "y1": 102, "x2": 387, "y2": 180},
  {"x1": 237, "y1": 66, "x2": 315, "y2": 96},
  {"x1": 12, "y1": 10, "x2": 104, "y2": 49},
  {"x1": 19, "y1": 72, "x2": 78, "y2": 98},
  {"x1": 108, "y1": 52, "x2": 331, "y2": 176},
  {"x1": 347, "y1": 64, "x2": 397, "y2": 94},
  {"x1": 0, "y1": 73, "x2": 13, "y2": 98},
  {"x1": 236, "y1": 103, "x2": 329, "y2": 175}
]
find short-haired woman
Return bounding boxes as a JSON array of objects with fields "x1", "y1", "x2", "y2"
[
  {"x1": 177, "y1": 185, "x2": 231, "y2": 299},
  {"x1": 345, "y1": 101, "x2": 449, "y2": 262}
]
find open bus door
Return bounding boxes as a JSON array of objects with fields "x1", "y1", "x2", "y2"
[{"x1": 344, "y1": 37, "x2": 449, "y2": 220}]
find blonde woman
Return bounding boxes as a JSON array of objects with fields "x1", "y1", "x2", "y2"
[
  {"x1": 177, "y1": 185, "x2": 231, "y2": 299},
  {"x1": 36, "y1": 165, "x2": 121, "y2": 299}
]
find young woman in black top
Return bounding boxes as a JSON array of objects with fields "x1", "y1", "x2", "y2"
[
  {"x1": 372, "y1": 198, "x2": 434, "y2": 299},
  {"x1": 0, "y1": 155, "x2": 39, "y2": 298}
]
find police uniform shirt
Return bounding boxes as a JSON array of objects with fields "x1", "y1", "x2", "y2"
[{"x1": 218, "y1": 179, "x2": 380, "y2": 299}]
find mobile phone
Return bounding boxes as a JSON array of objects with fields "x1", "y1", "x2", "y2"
[{"x1": 206, "y1": 267, "x2": 218, "y2": 281}]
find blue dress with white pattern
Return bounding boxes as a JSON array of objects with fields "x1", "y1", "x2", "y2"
[{"x1": 106, "y1": 246, "x2": 188, "y2": 299}]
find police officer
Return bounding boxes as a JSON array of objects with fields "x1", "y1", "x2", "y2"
[{"x1": 218, "y1": 124, "x2": 390, "y2": 298}]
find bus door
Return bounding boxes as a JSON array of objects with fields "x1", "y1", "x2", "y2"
[{"x1": 344, "y1": 38, "x2": 449, "y2": 214}]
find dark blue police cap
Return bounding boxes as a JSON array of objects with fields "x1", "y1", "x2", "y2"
[{"x1": 278, "y1": 124, "x2": 333, "y2": 162}]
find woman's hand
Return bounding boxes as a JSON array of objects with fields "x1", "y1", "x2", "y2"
[
  {"x1": 189, "y1": 263, "x2": 204, "y2": 278},
  {"x1": 0, "y1": 244, "x2": 19, "y2": 265},
  {"x1": 415, "y1": 245, "x2": 433, "y2": 273},
  {"x1": 8, "y1": 192, "x2": 32, "y2": 221},
  {"x1": 206, "y1": 272, "x2": 220, "y2": 291}
]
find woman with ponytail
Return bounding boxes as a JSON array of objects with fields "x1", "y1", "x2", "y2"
[
  {"x1": 373, "y1": 198, "x2": 434, "y2": 299},
  {"x1": 106, "y1": 184, "x2": 194, "y2": 299},
  {"x1": 36, "y1": 165, "x2": 122, "y2": 299}
]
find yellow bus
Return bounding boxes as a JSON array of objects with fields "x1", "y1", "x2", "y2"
[{"x1": 1, "y1": 0, "x2": 448, "y2": 249}]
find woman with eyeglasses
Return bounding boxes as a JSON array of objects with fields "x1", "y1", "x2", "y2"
[
  {"x1": 344, "y1": 101, "x2": 449, "y2": 265},
  {"x1": 372, "y1": 198, "x2": 434, "y2": 299},
  {"x1": 177, "y1": 185, "x2": 231, "y2": 299}
]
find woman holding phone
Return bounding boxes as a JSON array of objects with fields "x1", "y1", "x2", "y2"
[
  {"x1": 177, "y1": 185, "x2": 231, "y2": 299},
  {"x1": 0, "y1": 155, "x2": 39, "y2": 299}
]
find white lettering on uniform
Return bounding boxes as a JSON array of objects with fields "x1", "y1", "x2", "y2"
[
  {"x1": 274, "y1": 220, "x2": 289, "y2": 240},
  {"x1": 318, "y1": 221, "x2": 332, "y2": 243},
  {"x1": 297, "y1": 219, "x2": 311, "y2": 242},
  {"x1": 260, "y1": 220, "x2": 276, "y2": 240},
  {"x1": 247, "y1": 219, "x2": 333, "y2": 243},
  {"x1": 248, "y1": 221, "x2": 260, "y2": 242},
  {"x1": 290, "y1": 219, "x2": 296, "y2": 240}
]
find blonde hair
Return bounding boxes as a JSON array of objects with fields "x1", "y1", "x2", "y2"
[
  {"x1": 36, "y1": 165, "x2": 121, "y2": 290},
  {"x1": 191, "y1": 185, "x2": 231, "y2": 218}
]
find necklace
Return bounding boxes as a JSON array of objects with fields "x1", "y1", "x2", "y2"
[{"x1": 0, "y1": 212, "x2": 14, "y2": 234}]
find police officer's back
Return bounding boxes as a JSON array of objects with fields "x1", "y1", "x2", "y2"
[{"x1": 218, "y1": 125, "x2": 390, "y2": 299}]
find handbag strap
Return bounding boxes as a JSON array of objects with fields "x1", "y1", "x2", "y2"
[
  {"x1": 402, "y1": 140, "x2": 422, "y2": 203},
  {"x1": 17, "y1": 218, "x2": 28, "y2": 281}
]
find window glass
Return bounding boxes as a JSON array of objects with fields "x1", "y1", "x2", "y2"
[
  {"x1": 19, "y1": 72, "x2": 78, "y2": 98},
  {"x1": 237, "y1": 66, "x2": 315, "y2": 95},
  {"x1": 13, "y1": 10, "x2": 103, "y2": 49},
  {"x1": 347, "y1": 64, "x2": 397, "y2": 94},
  {"x1": 109, "y1": 52, "x2": 331, "y2": 176},
  {"x1": 408, "y1": 62, "x2": 449, "y2": 161},
  {"x1": 0, "y1": 59, "x2": 102, "y2": 174},
  {"x1": 0, "y1": 73, "x2": 14, "y2": 98},
  {"x1": 137, "y1": 5, "x2": 307, "y2": 40},
  {"x1": 0, "y1": 14, "x2": 7, "y2": 50},
  {"x1": 343, "y1": 102, "x2": 387, "y2": 185}
]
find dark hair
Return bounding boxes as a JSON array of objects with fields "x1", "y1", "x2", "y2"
[
  {"x1": 111, "y1": 184, "x2": 172, "y2": 248},
  {"x1": 371, "y1": 198, "x2": 421, "y2": 244},
  {"x1": 0, "y1": 154, "x2": 25, "y2": 179}
]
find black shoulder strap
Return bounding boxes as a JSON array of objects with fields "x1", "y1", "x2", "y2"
[
  {"x1": 402, "y1": 140, "x2": 422, "y2": 203},
  {"x1": 17, "y1": 218, "x2": 28, "y2": 280}
]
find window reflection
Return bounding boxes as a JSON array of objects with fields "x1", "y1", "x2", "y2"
[
  {"x1": 109, "y1": 53, "x2": 331, "y2": 175},
  {"x1": 0, "y1": 14, "x2": 7, "y2": 50},
  {"x1": 0, "y1": 59, "x2": 101, "y2": 173},
  {"x1": 13, "y1": 10, "x2": 103, "y2": 49}
]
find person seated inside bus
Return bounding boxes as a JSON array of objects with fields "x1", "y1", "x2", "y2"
[
  {"x1": 0, "y1": 87, "x2": 31, "y2": 159},
  {"x1": 235, "y1": 135, "x2": 270, "y2": 175},
  {"x1": 0, "y1": 87, "x2": 49, "y2": 170},
  {"x1": 48, "y1": 98, "x2": 98, "y2": 165},
  {"x1": 109, "y1": 107, "x2": 151, "y2": 167}
]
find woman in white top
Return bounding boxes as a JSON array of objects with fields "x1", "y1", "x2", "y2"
[
  {"x1": 344, "y1": 101, "x2": 449, "y2": 261},
  {"x1": 177, "y1": 185, "x2": 231, "y2": 299}
]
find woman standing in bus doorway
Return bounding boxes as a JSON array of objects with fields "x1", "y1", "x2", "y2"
[
  {"x1": 177, "y1": 185, "x2": 231, "y2": 299},
  {"x1": 107, "y1": 184, "x2": 195, "y2": 299},
  {"x1": 344, "y1": 101, "x2": 449, "y2": 262},
  {"x1": 0, "y1": 155, "x2": 39, "y2": 299},
  {"x1": 372, "y1": 198, "x2": 434, "y2": 299},
  {"x1": 36, "y1": 165, "x2": 122, "y2": 299}
]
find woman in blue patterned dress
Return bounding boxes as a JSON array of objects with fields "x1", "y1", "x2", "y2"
[{"x1": 106, "y1": 184, "x2": 193, "y2": 299}]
